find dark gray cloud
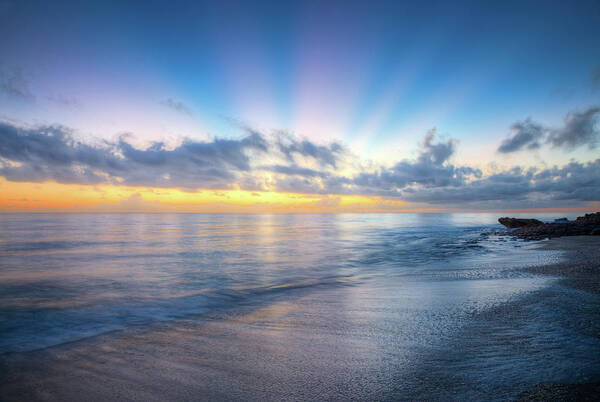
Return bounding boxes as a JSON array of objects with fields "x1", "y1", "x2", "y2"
[
  {"x1": 548, "y1": 107, "x2": 600, "y2": 149},
  {"x1": 497, "y1": 119, "x2": 546, "y2": 153},
  {"x1": 400, "y1": 159, "x2": 600, "y2": 208},
  {"x1": 419, "y1": 129, "x2": 456, "y2": 165},
  {"x1": 221, "y1": 121, "x2": 346, "y2": 169},
  {"x1": 497, "y1": 107, "x2": 600, "y2": 153},
  {"x1": 0, "y1": 121, "x2": 267, "y2": 189},
  {"x1": 275, "y1": 132, "x2": 344, "y2": 168},
  {"x1": 160, "y1": 98, "x2": 193, "y2": 116},
  {"x1": 0, "y1": 68, "x2": 34, "y2": 102},
  {"x1": 0, "y1": 123, "x2": 121, "y2": 184}
]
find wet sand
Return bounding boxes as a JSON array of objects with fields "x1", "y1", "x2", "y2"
[
  {"x1": 1, "y1": 237, "x2": 599, "y2": 401},
  {"x1": 516, "y1": 236, "x2": 600, "y2": 401},
  {"x1": 526, "y1": 236, "x2": 600, "y2": 295}
]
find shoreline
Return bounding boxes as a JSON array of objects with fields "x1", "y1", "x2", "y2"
[
  {"x1": 524, "y1": 236, "x2": 600, "y2": 295},
  {"x1": 516, "y1": 237, "x2": 600, "y2": 400},
  {"x1": 1, "y1": 236, "x2": 599, "y2": 401}
]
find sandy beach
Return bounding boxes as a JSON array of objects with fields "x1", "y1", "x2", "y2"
[{"x1": 1, "y1": 235, "x2": 599, "y2": 401}]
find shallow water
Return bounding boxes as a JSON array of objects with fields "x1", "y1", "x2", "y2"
[
  {"x1": 2, "y1": 213, "x2": 599, "y2": 400},
  {"x1": 0, "y1": 213, "x2": 565, "y2": 354}
]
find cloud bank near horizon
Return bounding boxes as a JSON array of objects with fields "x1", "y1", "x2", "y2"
[{"x1": 1, "y1": 111, "x2": 600, "y2": 210}]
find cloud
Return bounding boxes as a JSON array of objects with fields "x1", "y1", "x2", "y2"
[
  {"x1": 262, "y1": 164, "x2": 325, "y2": 178},
  {"x1": 497, "y1": 106, "x2": 600, "y2": 153},
  {"x1": 400, "y1": 159, "x2": 600, "y2": 208},
  {"x1": 266, "y1": 130, "x2": 481, "y2": 197},
  {"x1": 160, "y1": 98, "x2": 194, "y2": 116},
  {"x1": 419, "y1": 128, "x2": 456, "y2": 165},
  {"x1": 45, "y1": 94, "x2": 81, "y2": 109},
  {"x1": 497, "y1": 119, "x2": 546, "y2": 153},
  {"x1": 0, "y1": 121, "x2": 268, "y2": 189},
  {"x1": 222, "y1": 121, "x2": 346, "y2": 169},
  {"x1": 548, "y1": 107, "x2": 600, "y2": 149},
  {"x1": 347, "y1": 129, "x2": 480, "y2": 196},
  {"x1": 274, "y1": 132, "x2": 344, "y2": 168},
  {"x1": 0, "y1": 67, "x2": 34, "y2": 102},
  {"x1": 1, "y1": 119, "x2": 599, "y2": 209}
]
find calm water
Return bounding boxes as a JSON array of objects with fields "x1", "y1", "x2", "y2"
[
  {"x1": 0, "y1": 212, "x2": 569, "y2": 355},
  {"x1": 3, "y1": 213, "x2": 600, "y2": 400}
]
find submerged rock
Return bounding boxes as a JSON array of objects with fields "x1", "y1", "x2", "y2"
[{"x1": 498, "y1": 217, "x2": 543, "y2": 228}]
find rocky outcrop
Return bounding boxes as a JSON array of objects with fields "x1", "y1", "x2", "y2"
[
  {"x1": 498, "y1": 217, "x2": 543, "y2": 228},
  {"x1": 576, "y1": 212, "x2": 600, "y2": 225},
  {"x1": 499, "y1": 212, "x2": 600, "y2": 240}
]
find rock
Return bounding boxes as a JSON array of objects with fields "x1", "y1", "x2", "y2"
[
  {"x1": 554, "y1": 217, "x2": 569, "y2": 223},
  {"x1": 501, "y1": 212, "x2": 600, "y2": 241},
  {"x1": 498, "y1": 217, "x2": 544, "y2": 228},
  {"x1": 576, "y1": 212, "x2": 600, "y2": 225}
]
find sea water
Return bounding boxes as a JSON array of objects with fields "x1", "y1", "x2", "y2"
[
  {"x1": 4, "y1": 213, "x2": 600, "y2": 399},
  {"x1": 0, "y1": 212, "x2": 570, "y2": 355}
]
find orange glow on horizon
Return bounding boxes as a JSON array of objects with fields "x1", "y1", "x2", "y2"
[
  {"x1": 0, "y1": 178, "x2": 411, "y2": 213},
  {"x1": 1, "y1": 178, "x2": 596, "y2": 214}
]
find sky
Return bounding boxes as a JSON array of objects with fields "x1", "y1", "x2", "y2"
[{"x1": 1, "y1": 0, "x2": 599, "y2": 212}]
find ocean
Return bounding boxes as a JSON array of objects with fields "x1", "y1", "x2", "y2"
[{"x1": 1, "y1": 213, "x2": 598, "y2": 400}]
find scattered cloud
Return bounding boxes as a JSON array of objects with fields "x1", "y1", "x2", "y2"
[
  {"x1": 0, "y1": 67, "x2": 34, "y2": 102},
  {"x1": 497, "y1": 119, "x2": 546, "y2": 153},
  {"x1": 497, "y1": 106, "x2": 600, "y2": 153},
  {"x1": 45, "y1": 94, "x2": 82, "y2": 109},
  {"x1": 160, "y1": 98, "x2": 193, "y2": 116},
  {"x1": 274, "y1": 132, "x2": 344, "y2": 168},
  {"x1": 548, "y1": 107, "x2": 600, "y2": 149},
  {"x1": 420, "y1": 128, "x2": 456, "y2": 165}
]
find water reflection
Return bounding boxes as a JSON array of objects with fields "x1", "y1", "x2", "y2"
[{"x1": 0, "y1": 213, "x2": 560, "y2": 354}]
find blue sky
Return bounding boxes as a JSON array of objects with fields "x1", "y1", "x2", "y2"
[{"x1": 1, "y1": 0, "x2": 599, "y2": 211}]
